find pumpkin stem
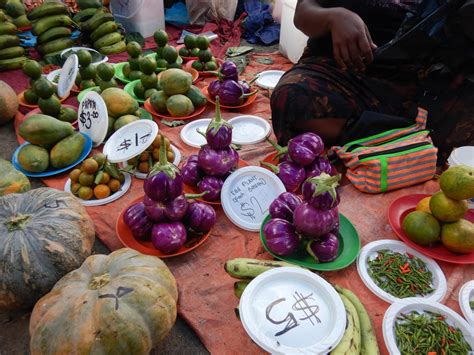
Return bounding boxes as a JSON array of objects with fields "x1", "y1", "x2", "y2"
[
  {"x1": 5, "y1": 214, "x2": 31, "y2": 232},
  {"x1": 89, "y1": 273, "x2": 111, "y2": 290}
]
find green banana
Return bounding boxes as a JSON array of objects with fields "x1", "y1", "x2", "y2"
[
  {"x1": 0, "y1": 45, "x2": 24, "y2": 59},
  {"x1": 98, "y1": 40, "x2": 126, "y2": 55},
  {"x1": 0, "y1": 21, "x2": 17, "y2": 35},
  {"x1": 37, "y1": 26, "x2": 71, "y2": 44},
  {"x1": 0, "y1": 34, "x2": 20, "y2": 50},
  {"x1": 27, "y1": 1, "x2": 68, "y2": 21},
  {"x1": 13, "y1": 14, "x2": 30, "y2": 28},
  {"x1": 335, "y1": 286, "x2": 379, "y2": 355},
  {"x1": 72, "y1": 8, "x2": 97, "y2": 23},
  {"x1": 38, "y1": 38, "x2": 74, "y2": 55},
  {"x1": 90, "y1": 20, "x2": 118, "y2": 42},
  {"x1": 32, "y1": 14, "x2": 73, "y2": 36},
  {"x1": 235, "y1": 304, "x2": 240, "y2": 320},
  {"x1": 331, "y1": 293, "x2": 361, "y2": 355},
  {"x1": 233, "y1": 280, "x2": 250, "y2": 299},
  {"x1": 224, "y1": 258, "x2": 298, "y2": 280},
  {"x1": 0, "y1": 56, "x2": 26, "y2": 71},
  {"x1": 81, "y1": 10, "x2": 113, "y2": 33},
  {"x1": 94, "y1": 31, "x2": 121, "y2": 49}
]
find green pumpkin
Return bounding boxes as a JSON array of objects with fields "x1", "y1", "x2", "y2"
[
  {"x1": 0, "y1": 188, "x2": 95, "y2": 311},
  {"x1": 30, "y1": 248, "x2": 178, "y2": 354}
]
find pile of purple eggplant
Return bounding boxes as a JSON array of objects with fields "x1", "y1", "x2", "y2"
[
  {"x1": 263, "y1": 171, "x2": 342, "y2": 263},
  {"x1": 207, "y1": 61, "x2": 258, "y2": 106},
  {"x1": 181, "y1": 96, "x2": 239, "y2": 202},
  {"x1": 123, "y1": 134, "x2": 217, "y2": 254}
]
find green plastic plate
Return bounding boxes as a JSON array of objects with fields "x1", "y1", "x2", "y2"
[
  {"x1": 145, "y1": 52, "x2": 183, "y2": 72},
  {"x1": 259, "y1": 213, "x2": 361, "y2": 271},
  {"x1": 123, "y1": 80, "x2": 145, "y2": 104},
  {"x1": 114, "y1": 62, "x2": 132, "y2": 84},
  {"x1": 77, "y1": 86, "x2": 100, "y2": 103}
]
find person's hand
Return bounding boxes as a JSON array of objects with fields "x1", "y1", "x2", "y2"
[{"x1": 328, "y1": 8, "x2": 377, "y2": 71}]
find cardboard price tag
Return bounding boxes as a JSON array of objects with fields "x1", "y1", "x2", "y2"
[
  {"x1": 78, "y1": 91, "x2": 108, "y2": 147},
  {"x1": 57, "y1": 54, "x2": 78, "y2": 98}
]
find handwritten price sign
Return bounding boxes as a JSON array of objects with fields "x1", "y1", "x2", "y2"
[
  {"x1": 78, "y1": 92, "x2": 108, "y2": 147},
  {"x1": 57, "y1": 54, "x2": 78, "y2": 98},
  {"x1": 221, "y1": 167, "x2": 286, "y2": 231}
]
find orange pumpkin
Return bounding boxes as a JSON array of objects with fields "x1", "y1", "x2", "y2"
[{"x1": 29, "y1": 248, "x2": 178, "y2": 354}]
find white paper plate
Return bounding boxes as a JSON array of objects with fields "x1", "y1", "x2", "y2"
[
  {"x1": 78, "y1": 91, "x2": 109, "y2": 147},
  {"x1": 459, "y1": 280, "x2": 474, "y2": 326},
  {"x1": 179, "y1": 118, "x2": 211, "y2": 148},
  {"x1": 103, "y1": 120, "x2": 159, "y2": 163},
  {"x1": 255, "y1": 70, "x2": 285, "y2": 90},
  {"x1": 46, "y1": 69, "x2": 61, "y2": 86},
  {"x1": 57, "y1": 54, "x2": 78, "y2": 98},
  {"x1": 221, "y1": 166, "x2": 286, "y2": 231},
  {"x1": 383, "y1": 298, "x2": 474, "y2": 355},
  {"x1": 121, "y1": 145, "x2": 182, "y2": 179},
  {"x1": 357, "y1": 240, "x2": 447, "y2": 304},
  {"x1": 64, "y1": 173, "x2": 132, "y2": 206},
  {"x1": 228, "y1": 115, "x2": 271, "y2": 145},
  {"x1": 240, "y1": 267, "x2": 346, "y2": 354}
]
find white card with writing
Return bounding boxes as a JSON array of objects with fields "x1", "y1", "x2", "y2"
[
  {"x1": 221, "y1": 166, "x2": 286, "y2": 231},
  {"x1": 78, "y1": 91, "x2": 108, "y2": 147},
  {"x1": 57, "y1": 54, "x2": 78, "y2": 98}
]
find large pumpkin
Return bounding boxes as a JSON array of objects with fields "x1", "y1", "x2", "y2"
[
  {"x1": 0, "y1": 80, "x2": 19, "y2": 126},
  {"x1": 29, "y1": 248, "x2": 178, "y2": 354},
  {"x1": 0, "y1": 159, "x2": 30, "y2": 196},
  {"x1": 0, "y1": 188, "x2": 95, "y2": 311}
]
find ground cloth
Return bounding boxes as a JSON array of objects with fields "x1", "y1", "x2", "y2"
[{"x1": 5, "y1": 48, "x2": 473, "y2": 354}]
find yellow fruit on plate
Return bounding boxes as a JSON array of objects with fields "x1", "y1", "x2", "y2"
[
  {"x1": 441, "y1": 219, "x2": 474, "y2": 254},
  {"x1": 93, "y1": 184, "x2": 111, "y2": 200},
  {"x1": 439, "y1": 165, "x2": 474, "y2": 201},
  {"x1": 402, "y1": 211, "x2": 440, "y2": 246},
  {"x1": 108, "y1": 178, "x2": 121, "y2": 192},
  {"x1": 430, "y1": 191, "x2": 468, "y2": 222},
  {"x1": 416, "y1": 196, "x2": 432, "y2": 213}
]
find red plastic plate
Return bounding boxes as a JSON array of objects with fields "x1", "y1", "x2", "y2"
[
  {"x1": 144, "y1": 98, "x2": 206, "y2": 121},
  {"x1": 203, "y1": 86, "x2": 258, "y2": 109}
]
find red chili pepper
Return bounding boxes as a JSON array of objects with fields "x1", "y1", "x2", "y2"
[
  {"x1": 441, "y1": 349, "x2": 446, "y2": 355},
  {"x1": 448, "y1": 326, "x2": 457, "y2": 334},
  {"x1": 396, "y1": 277, "x2": 403, "y2": 284},
  {"x1": 441, "y1": 336, "x2": 446, "y2": 347},
  {"x1": 437, "y1": 316, "x2": 445, "y2": 321},
  {"x1": 406, "y1": 252, "x2": 414, "y2": 259},
  {"x1": 427, "y1": 352, "x2": 437, "y2": 355},
  {"x1": 399, "y1": 263, "x2": 411, "y2": 274},
  {"x1": 384, "y1": 260, "x2": 391, "y2": 266}
]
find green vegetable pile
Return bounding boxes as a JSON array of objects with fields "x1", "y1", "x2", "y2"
[
  {"x1": 368, "y1": 250, "x2": 434, "y2": 298},
  {"x1": 395, "y1": 311, "x2": 472, "y2": 354}
]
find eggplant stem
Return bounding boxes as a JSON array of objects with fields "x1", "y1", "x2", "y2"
[
  {"x1": 196, "y1": 129, "x2": 207, "y2": 139},
  {"x1": 306, "y1": 173, "x2": 341, "y2": 206},
  {"x1": 185, "y1": 192, "x2": 208, "y2": 199},
  {"x1": 242, "y1": 89, "x2": 259, "y2": 98},
  {"x1": 260, "y1": 161, "x2": 280, "y2": 174},
  {"x1": 305, "y1": 241, "x2": 320, "y2": 263},
  {"x1": 265, "y1": 137, "x2": 288, "y2": 156}
]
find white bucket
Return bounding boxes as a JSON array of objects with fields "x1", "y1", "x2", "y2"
[
  {"x1": 110, "y1": 0, "x2": 165, "y2": 38},
  {"x1": 447, "y1": 146, "x2": 474, "y2": 209},
  {"x1": 279, "y1": 0, "x2": 308, "y2": 63}
]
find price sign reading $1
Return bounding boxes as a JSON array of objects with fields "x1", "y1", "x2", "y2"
[{"x1": 78, "y1": 91, "x2": 109, "y2": 147}]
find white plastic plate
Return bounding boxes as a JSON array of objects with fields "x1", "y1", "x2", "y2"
[
  {"x1": 240, "y1": 267, "x2": 346, "y2": 354},
  {"x1": 103, "y1": 120, "x2": 159, "y2": 163},
  {"x1": 228, "y1": 115, "x2": 271, "y2": 145},
  {"x1": 46, "y1": 69, "x2": 61, "y2": 86},
  {"x1": 179, "y1": 118, "x2": 211, "y2": 148},
  {"x1": 78, "y1": 91, "x2": 109, "y2": 147},
  {"x1": 383, "y1": 298, "x2": 474, "y2": 355},
  {"x1": 459, "y1": 280, "x2": 474, "y2": 326},
  {"x1": 221, "y1": 166, "x2": 286, "y2": 231},
  {"x1": 57, "y1": 53, "x2": 78, "y2": 98},
  {"x1": 357, "y1": 240, "x2": 447, "y2": 304},
  {"x1": 64, "y1": 173, "x2": 132, "y2": 206},
  {"x1": 255, "y1": 70, "x2": 285, "y2": 90}
]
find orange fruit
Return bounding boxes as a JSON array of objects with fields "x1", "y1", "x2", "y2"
[
  {"x1": 71, "y1": 182, "x2": 81, "y2": 195},
  {"x1": 78, "y1": 172, "x2": 95, "y2": 187},
  {"x1": 152, "y1": 148, "x2": 160, "y2": 160},
  {"x1": 151, "y1": 135, "x2": 162, "y2": 147},
  {"x1": 138, "y1": 161, "x2": 149, "y2": 173},
  {"x1": 94, "y1": 184, "x2": 111, "y2": 199},
  {"x1": 430, "y1": 191, "x2": 468, "y2": 222},
  {"x1": 402, "y1": 211, "x2": 440, "y2": 246},
  {"x1": 108, "y1": 178, "x2": 121, "y2": 192},
  {"x1": 82, "y1": 158, "x2": 99, "y2": 174},
  {"x1": 69, "y1": 168, "x2": 81, "y2": 182},
  {"x1": 140, "y1": 151, "x2": 150, "y2": 162},
  {"x1": 167, "y1": 150, "x2": 175, "y2": 162},
  {"x1": 441, "y1": 219, "x2": 474, "y2": 253},
  {"x1": 99, "y1": 172, "x2": 110, "y2": 184},
  {"x1": 78, "y1": 186, "x2": 93, "y2": 200},
  {"x1": 416, "y1": 196, "x2": 432, "y2": 213},
  {"x1": 440, "y1": 165, "x2": 474, "y2": 201}
]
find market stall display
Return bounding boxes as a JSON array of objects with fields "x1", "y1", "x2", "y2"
[{"x1": 0, "y1": 12, "x2": 26, "y2": 71}]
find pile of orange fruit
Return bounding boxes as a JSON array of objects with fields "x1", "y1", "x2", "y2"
[{"x1": 127, "y1": 134, "x2": 175, "y2": 174}]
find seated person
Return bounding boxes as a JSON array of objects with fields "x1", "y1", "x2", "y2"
[{"x1": 271, "y1": 0, "x2": 474, "y2": 162}]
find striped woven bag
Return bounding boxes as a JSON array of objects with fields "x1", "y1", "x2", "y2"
[{"x1": 330, "y1": 108, "x2": 438, "y2": 193}]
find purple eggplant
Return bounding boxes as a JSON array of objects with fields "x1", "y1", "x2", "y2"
[
  {"x1": 307, "y1": 233, "x2": 339, "y2": 262},
  {"x1": 144, "y1": 134, "x2": 183, "y2": 201},
  {"x1": 205, "y1": 96, "x2": 233, "y2": 149},
  {"x1": 238, "y1": 76, "x2": 258, "y2": 94},
  {"x1": 269, "y1": 192, "x2": 303, "y2": 222},
  {"x1": 182, "y1": 155, "x2": 203, "y2": 187},
  {"x1": 261, "y1": 161, "x2": 306, "y2": 193},
  {"x1": 151, "y1": 222, "x2": 187, "y2": 254},
  {"x1": 198, "y1": 145, "x2": 238, "y2": 176},
  {"x1": 123, "y1": 202, "x2": 154, "y2": 240},
  {"x1": 143, "y1": 195, "x2": 166, "y2": 223},
  {"x1": 330, "y1": 219, "x2": 340, "y2": 235},
  {"x1": 218, "y1": 79, "x2": 257, "y2": 106},
  {"x1": 219, "y1": 61, "x2": 239, "y2": 82},
  {"x1": 185, "y1": 201, "x2": 216, "y2": 233},
  {"x1": 208, "y1": 79, "x2": 221, "y2": 99},
  {"x1": 301, "y1": 173, "x2": 341, "y2": 210},
  {"x1": 293, "y1": 202, "x2": 338, "y2": 239},
  {"x1": 143, "y1": 194, "x2": 189, "y2": 222},
  {"x1": 306, "y1": 156, "x2": 335, "y2": 178},
  {"x1": 263, "y1": 218, "x2": 300, "y2": 256},
  {"x1": 198, "y1": 175, "x2": 224, "y2": 201},
  {"x1": 288, "y1": 133, "x2": 324, "y2": 166}
]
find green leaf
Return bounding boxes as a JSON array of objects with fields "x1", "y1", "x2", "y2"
[
  {"x1": 160, "y1": 119, "x2": 186, "y2": 127},
  {"x1": 226, "y1": 46, "x2": 254, "y2": 57},
  {"x1": 256, "y1": 57, "x2": 274, "y2": 65},
  {"x1": 125, "y1": 32, "x2": 145, "y2": 47}
]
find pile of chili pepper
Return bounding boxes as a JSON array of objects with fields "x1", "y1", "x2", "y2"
[
  {"x1": 395, "y1": 311, "x2": 472, "y2": 354},
  {"x1": 367, "y1": 250, "x2": 434, "y2": 298}
]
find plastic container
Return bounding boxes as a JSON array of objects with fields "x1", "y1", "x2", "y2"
[
  {"x1": 110, "y1": 0, "x2": 165, "y2": 38},
  {"x1": 279, "y1": 0, "x2": 308, "y2": 63},
  {"x1": 447, "y1": 146, "x2": 474, "y2": 209}
]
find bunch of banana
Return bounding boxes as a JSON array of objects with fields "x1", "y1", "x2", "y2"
[
  {"x1": 225, "y1": 258, "x2": 380, "y2": 355},
  {"x1": 5, "y1": 0, "x2": 29, "y2": 28},
  {"x1": 74, "y1": 0, "x2": 125, "y2": 55},
  {"x1": 28, "y1": 2, "x2": 74, "y2": 59},
  {"x1": 0, "y1": 11, "x2": 26, "y2": 71}
]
